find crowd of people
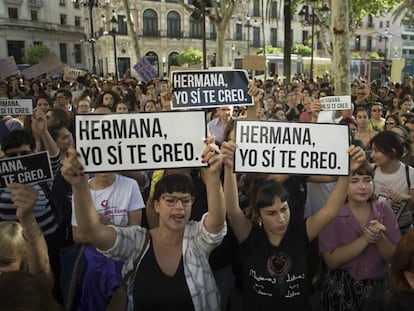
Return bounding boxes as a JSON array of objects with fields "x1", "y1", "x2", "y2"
[{"x1": 0, "y1": 70, "x2": 414, "y2": 311}]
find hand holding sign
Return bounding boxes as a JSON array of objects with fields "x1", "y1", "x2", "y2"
[
  {"x1": 61, "y1": 148, "x2": 87, "y2": 188},
  {"x1": 348, "y1": 145, "x2": 366, "y2": 172},
  {"x1": 200, "y1": 136, "x2": 222, "y2": 181},
  {"x1": 8, "y1": 182, "x2": 39, "y2": 221},
  {"x1": 221, "y1": 141, "x2": 237, "y2": 169},
  {"x1": 31, "y1": 107, "x2": 47, "y2": 136}
]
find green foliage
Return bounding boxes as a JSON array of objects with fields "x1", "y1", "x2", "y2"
[
  {"x1": 256, "y1": 45, "x2": 282, "y2": 55},
  {"x1": 352, "y1": 52, "x2": 361, "y2": 59},
  {"x1": 370, "y1": 52, "x2": 382, "y2": 59},
  {"x1": 177, "y1": 48, "x2": 203, "y2": 66},
  {"x1": 23, "y1": 44, "x2": 51, "y2": 65},
  {"x1": 348, "y1": 0, "x2": 400, "y2": 27},
  {"x1": 291, "y1": 44, "x2": 311, "y2": 56}
]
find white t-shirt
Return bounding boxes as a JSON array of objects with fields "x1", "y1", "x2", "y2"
[
  {"x1": 72, "y1": 174, "x2": 145, "y2": 226},
  {"x1": 373, "y1": 162, "x2": 414, "y2": 227}
]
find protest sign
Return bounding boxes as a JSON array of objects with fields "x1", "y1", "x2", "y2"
[
  {"x1": 234, "y1": 120, "x2": 350, "y2": 175},
  {"x1": 320, "y1": 95, "x2": 352, "y2": 111},
  {"x1": 63, "y1": 68, "x2": 86, "y2": 82},
  {"x1": 171, "y1": 69, "x2": 253, "y2": 109},
  {"x1": 133, "y1": 57, "x2": 158, "y2": 83},
  {"x1": 40, "y1": 52, "x2": 66, "y2": 75},
  {"x1": 21, "y1": 63, "x2": 47, "y2": 79},
  {"x1": 0, "y1": 99, "x2": 33, "y2": 115},
  {"x1": 0, "y1": 152, "x2": 53, "y2": 189},
  {"x1": 0, "y1": 56, "x2": 19, "y2": 78},
  {"x1": 75, "y1": 111, "x2": 207, "y2": 172},
  {"x1": 243, "y1": 55, "x2": 267, "y2": 71}
]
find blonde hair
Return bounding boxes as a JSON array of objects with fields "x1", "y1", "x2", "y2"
[{"x1": 0, "y1": 222, "x2": 27, "y2": 270}]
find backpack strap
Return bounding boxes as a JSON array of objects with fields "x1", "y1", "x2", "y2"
[{"x1": 405, "y1": 163, "x2": 411, "y2": 189}]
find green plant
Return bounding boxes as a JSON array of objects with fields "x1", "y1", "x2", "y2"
[
  {"x1": 23, "y1": 44, "x2": 51, "y2": 65},
  {"x1": 291, "y1": 44, "x2": 312, "y2": 56},
  {"x1": 177, "y1": 48, "x2": 203, "y2": 66}
]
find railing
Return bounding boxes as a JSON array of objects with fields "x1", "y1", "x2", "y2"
[{"x1": 0, "y1": 17, "x2": 83, "y2": 34}]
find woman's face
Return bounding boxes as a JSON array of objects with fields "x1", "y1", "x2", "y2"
[
  {"x1": 385, "y1": 117, "x2": 397, "y2": 130},
  {"x1": 144, "y1": 101, "x2": 156, "y2": 112},
  {"x1": 0, "y1": 251, "x2": 22, "y2": 274},
  {"x1": 347, "y1": 174, "x2": 373, "y2": 203},
  {"x1": 154, "y1": 192, "x2": 192, "y2": 230},
  {"x1": 400, "y1": 101, "x2": 410, "y2": 113},
  {"x1": 259, "y1": 196, "x2": 290, "y2": 239},
  {"x1": 370, "y1": 144, "x2": 392, "y2": 166},
  {"x1": 36, "y1": 98, "x2": 50, "y2": 114},
  {"x1": 32, "y1": 83, "x2": 39, "y2": 92},
  {"x1": 56, "y1": 127, "x2": 73, "y2": 152},
  {"x1": 103, "y1": 93, "x2": 114, "y2": 107},
  {"x1": 116, "y1": 103, "x2": 129, "y2": 113},
  {"x1": 356, "y1": 111, "x2": 368, "y2": 127}
]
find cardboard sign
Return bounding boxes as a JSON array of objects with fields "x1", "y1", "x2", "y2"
[
  {"x1": 0, "y1": 56, "x2": 19, "y2": 78},
  {"x1": 234, "y1": 120, "x2": 350, "y2": 175},
  {"x1": 63, "y1": 68, "x2": 86, "y2": 82},
  {"x1": 40, "y1": 52, "x2": 65, "y2": 75},
  {"x1": 171, "y1": 69, "x2": 253, "y2": 109},
  {"x1": 0, "y1": 152, "x2": 53, "y2": 189},
  {"x1": 21, "y1": 63, "x2": 47, "y2": 79},
  {"x1": 0, "y1": 99, "x2": 33, "y2": 115},
  {"x1": 243, "y1": 55, "x2": 266, "y2": 71},
  {"x1": 133, "y1": 57, "x2": 158, "y2": 83},
  {"x1": 75, "y1": 111, "x2": 207, "y2": 172},
  {"x1": 320, "y1": 95, "x2": 352, "y2": 111}
]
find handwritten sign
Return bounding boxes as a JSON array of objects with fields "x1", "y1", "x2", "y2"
[
  {"x1": 133, "y1": 57, "x2": 158, "y2": 83},
  {"x1": 234, "y1": 121, "x2": 350, "y2": 175},
  {"x1": 320, "y1": 95, "x2": 352, "y2": 111},
  {"x1": 75, "y1": 111, "x2": 207, "y2": 172},
  {"x1": 0, "y1": 99, "x2": 33, "y2": 115},
  {"x1": 0, "y1": 56, "x2": 19, "y2": 78},
  {"x1": 0, "y1": 152, "x2": 53, "y2": 189},
  {"x1": 171, "y1": 69, "x2": 253, "y2": 109},
  {"x1": 63, "y1": 68, "x2": 86, "y2": 82}
]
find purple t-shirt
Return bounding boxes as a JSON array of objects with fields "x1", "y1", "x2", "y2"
[{"x1": 319, "y1": 201, "x2": 400, "y2": 281}]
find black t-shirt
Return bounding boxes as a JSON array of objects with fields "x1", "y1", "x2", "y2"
[
  {"x1": 133, "y1": 241, "x2": 195, "y2": 311},
  {"x1": 240, "y1": 219, "x2": 311, "y2": 311}
]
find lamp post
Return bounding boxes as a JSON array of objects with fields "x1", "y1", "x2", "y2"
[
  {"x1": 231, "y1": 44, "x2": 236, "y2": 68},
  {"x1": 110, "y1": 12, "x2": 118, "y2": 82},
  {"x1": 309, "y1": 0, "x2": 317, "y2": 81},
  {"x1": 75, "y1": 0, "x2": 99, "y2": 74}
]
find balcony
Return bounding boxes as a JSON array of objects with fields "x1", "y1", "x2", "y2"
[
  {"x1": 4, "y1": 0, "x2": 23, "y2": 4},
  {"x1": 0, "y1": 17, "x2": 83, "y2": 34},
  {"x1": 28, "y1": 0, "x2": 43, "y2": 7}
]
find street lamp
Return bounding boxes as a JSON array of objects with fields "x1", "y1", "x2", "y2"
[
  {"x1": 109, "y1": 11, "x2": 118, "y2": 82},
  {"x1": 231, "y1": 44, "x2": 236, "y2": 68},
  {"x1": 74, "y1": 0, "x2": 99, "y2": 74}
]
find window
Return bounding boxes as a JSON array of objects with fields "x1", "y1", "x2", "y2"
[
  {"x1": 8, "y1": 8, "x2": 18, "y2": 19},
  {"x1": 270, "y1": 28, "x2": 277, "y2": 46},
  {"x1": 167, "y1": 11, "x2": 181, "y2": 38},
  {"x1": 253, "y1": 0, "x2": 260, "y2": 16},
  {"x1": 7, "y1": 41, "x2": 25, "y2": 64},
  {"x1": 367, "y1": 36, "x2": 372, "y2": 51},
  {"x1": 235, "y1": 23, "x2": 242, "y2": 41},
  {"x1": 59, "y1": 0, "x2": 66, "y2": 6},
  {"x1": 386, "y1": 20, "x2": 390, "y2": 28},
  {"x1": 118, "y1": 15, "x2": 127, "y2": 35},
  {"x1": 367, "y1": 15, "x2": 374, "y2": 28},
  {"x1": 190, "y1": 16, "x2": 202, "y2": 38},
  {"x1": 253, "y1": 26, "x2": 260, "y2": 47},
  {"x1": 379, "y1": 21, "x2": 383, "y2": 28},
  {"x1": 143, "y1": 9, "x2": 158, "y2": 36},
  {"x1": 74, "y1": 44, "x2": 81, "y2": 63},
  {"x1": 302, "y1": 30, "x2": 308, "y2": 45},
  {"x1": 73, "y1": 0, "x2": 80, "y2": 9},
  {"x1": 31, "y1": 10, "x2": 38, "y2": 21},
  {"x1": 34, "y1": 41, "x2": 42, "y2": 45},
  {"x1": 60, "y1": 14, "x2": 67, "y2": 25},
  {"x1": 75, "y1": 16, "x2": 81, "y2": 27},
  {"x1": 210, "y1": 22, "x2": 216, "y2": 40},
  {"x1": 60, "y1": 43, "x2": 67, "y2": 63},
  {"x1": 270, "y1": 1, "x2": 278, "y2": 18},
  {"x1": 355, "y1": 35, "x2": 361, "y2": 51}
]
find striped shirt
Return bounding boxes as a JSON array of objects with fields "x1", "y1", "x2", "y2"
[{"x1": 0, "y1": 152, "x2": 61, "y2": 236}]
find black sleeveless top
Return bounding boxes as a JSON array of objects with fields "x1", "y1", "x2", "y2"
[{"x1": 133, "y1": 241, "x2": 195, "y2": 311}]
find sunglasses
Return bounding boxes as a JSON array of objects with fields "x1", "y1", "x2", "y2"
[{"x1": 385, "y1": 121, "x2": 396, "y2": 125}]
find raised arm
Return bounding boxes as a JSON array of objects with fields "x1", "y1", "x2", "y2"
[
  {"x1": 9, "y1": 182, "x2": 53, "y2": 291},
  {"x1": 31, "y1": 107, "x2": 59, "y2": 157},
  {"x1": 222, "y1": 141, "x2": 252, "y2": 243},
  {"x1": 201, "y1": 137, "x2": 226, "y2": 234},
  {"x1": 61, "y1": 148, "x2": 116, "y2": 251},
  {"x1": 306, "y1": 145, "x2": 366, "y2": 241}
]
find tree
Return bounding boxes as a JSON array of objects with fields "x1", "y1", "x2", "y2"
[
  {"x1": 122, "y1": 0, "x2": 141, "y2": 61},
  {"x1": 23, "y1": 45, "x2": 51, "y2": 65},
  {"x1": 291, "y1": 44, "x2": 311, "y2": 56},
  {"x1": 178, "y1": 0, "x2": 238, "y2": 67},
  {"x1": 177, "y1": 48, "x2": 203, "y2": 66},
  {"x1": 392, "y1": 0, "x2": 414, "y2": 26}
]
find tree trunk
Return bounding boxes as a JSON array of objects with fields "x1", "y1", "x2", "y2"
[
  {"x1": 331, "y1": 0, "x2": 350, "y2": 96},
  {"x1": 283, "y1": 0, "x2": 292, "y2": 85},
  {"x1": 122, "y1": 0, "x2": 141, "y2": 61}
]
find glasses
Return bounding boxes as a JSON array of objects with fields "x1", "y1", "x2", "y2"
[
  {"x1": 5, "y1": 150, "x2": 31, "y2": 157},
  {"x1": 385, "y1": 121, "x2": 396, "y2": 125},
  {"x1": 161, "y1": 195, "x2": 194, "y2": 207}
]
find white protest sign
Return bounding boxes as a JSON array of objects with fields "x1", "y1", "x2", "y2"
[
  {"x1": 234, "y1": 121, "x2": 350, "y2": 175},
  {"x1": 320, "y1": 95, "x2": 351, "y2": 111},
  {"x1": 0, "y1": 99, "x2": 33, "y2": 115},
  {"x1": 171, "y1": 69, "x2": 253, "y2": 109},
  {"x1": 0, "y1": 152, "x2": 53, "y2": 189},
  {"x1": 75, "y1": 111, "x2": 207, "y2": 172},
  {"x1": 0, "y1": 56, "x2": 19, "y2": 78},
  {"x1": 63, "y1": 68, "x2": 86, "y2": 82}
]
